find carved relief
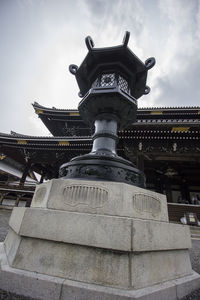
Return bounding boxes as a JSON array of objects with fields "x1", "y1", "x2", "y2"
[
  {"x1": 34, "y1": 187, "x2": 46, "y2": 203},
  {"x1": 133, "y1": 194, "x2": 161, "y2": 216},
  {"x1": 62, "y1": 185, "x2": 108, "y2": 208}
]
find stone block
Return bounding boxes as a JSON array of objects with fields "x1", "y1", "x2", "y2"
[
  {"x1": 12, "y1": 207, "x2": 132, "y2": 251},
  {"x1": 32, "y1": 180, "x2": 53, "y2": 208},
  {"x1": 31, "y1": 179, "x2": 168, "y2": 222},
  {"x1": 131, "y1": 250, "x2": 192, "y2": 289},
  {"x1": 0, "y1": 243, "x2": 64, "y2": 300},
  {"x1": 9, "y1": 207, "x2": 191, "y2": 252},
  {"x1": 4, "y1": 229, "x2": 21, "y2": 266},
  {"x1": 9, "y1": 206, "x2": 26, "y2": 234},
  {"x1": 0, "y1": 267, "x2": 63, "y2": 300},
  {"x1": 10, "y1": 236, "x2": 130, "y2": 288},
  {"x1": 1, "y1": 242, "x2": 200, "y2": 300},
  {"x1": 60, "y1": 277, "x2": 191, "y2": 300},
  {"x1": 5, "y1": 233, "x2": 192, "y2": 289},
  {"x1": 132, "y1": 219, "x2": 191, "y2": 251},
  {"x1": 61, "y1": 280, "x2": 132, "y2": 300},
  {"x1": 175, "y1": 271, "x2": 200, "y2": 299}
]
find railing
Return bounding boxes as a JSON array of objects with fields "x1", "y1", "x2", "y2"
[
  {"x1": 168, "y1": 203, "x2": 200, "y2": 224},
  {"x1": 0, "y1": 181, "x2": 36, "y2": 208}
]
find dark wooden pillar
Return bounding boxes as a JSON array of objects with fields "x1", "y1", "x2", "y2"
[
  {"x1": 25, "y1": 198, "x2": 32, "y2": 207},
  {"x1": 0, "y1": 192, "x2": 8, "y2": 205},
  {"x1": 15, "y1": 194, "x2": 22, "y2": 207},
  {"x1": 19, "y1": 161, "x2": 32, "y2": 188},
  {"x1": 181, "y1": 180, "x2": 190, "y2": 204},
  {"x1": 136, "y1": 154, "x2": 144, "y2": 172},
  {"x1": 0, "y1": 194, "x2": 4, "y2": 204},
  {"x1": 155, "y1": 177, "x2": 164, "y2": 194},
  {"x1": 165, "y1": 177, "x2": 173, "y2": 203}
]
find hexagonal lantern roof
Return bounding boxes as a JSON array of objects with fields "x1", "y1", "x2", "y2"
[{"x1": 69, "y1": 32, "x2": 155, "y2": 99}]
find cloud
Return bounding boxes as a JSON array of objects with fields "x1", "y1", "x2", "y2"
[
  {"x1": 149, "y1": 0, "x2": 200, "y2": 107},
  {"x1": 0, "y1": 0, "x2": 199, "y2": 136}
]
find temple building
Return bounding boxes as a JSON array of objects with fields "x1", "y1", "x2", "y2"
[{"x1": 0, "y1": 102, "x2": 200, "y2": 221}]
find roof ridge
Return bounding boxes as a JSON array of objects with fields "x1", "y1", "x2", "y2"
[
  {"x1": 33, "y1": 102, "x2": 200, "y2": 111},
  {"x1": 0, "y1": 132, "x2": 92, "y2": 139}
]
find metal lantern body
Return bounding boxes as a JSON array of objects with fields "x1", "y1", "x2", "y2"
[{"x1": 60, "y1": 32, "x2": 155, "y2": 187}]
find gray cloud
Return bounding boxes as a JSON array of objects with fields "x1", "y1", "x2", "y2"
[{"x1": 0, "y1": 0, "x2": 199, "y2": 136}]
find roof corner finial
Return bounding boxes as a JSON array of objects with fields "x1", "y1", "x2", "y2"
[
  {"x1": 85, "y1": 36, "x2": 95, "y2": 51},
  {"x1": 145, "y1": 57, "x2": 156, "y2": 70},
  {"x1": 122, "y1": 31, "x2": 130, "y2": 47},
  {"x1": 69, "y1": 64, "x2": 78, "y2": 75}
]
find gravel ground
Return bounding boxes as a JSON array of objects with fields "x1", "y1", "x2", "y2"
[
  {"x1": 181, "y1": 289, "x2": 200, "y2": 300},
  {"x1": 0, "y1": 210, "x2": 11, "y2": 242},
  {"x1": 0, "y1": 209, "x2": 200, "y2": 299},
  {"x1": 0, "y1": 289, "x2": 37, "y2": 300}
]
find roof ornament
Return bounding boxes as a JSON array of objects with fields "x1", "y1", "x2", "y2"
[
  {"x1": 144, "y1": 86, "x2": 150, "y2": 95},
  {"x1": 85, "y1": 36, "x2": 95, "y2": 51},
  {"x1": 145, "y1": 57, "x2": 156, "y2": 70},
  {"x1": 69, "y1": 64, "x2": 78, "y2": 75},
  {"x1": 122, "y1": 31, "x2": 130, "y2": 47}
]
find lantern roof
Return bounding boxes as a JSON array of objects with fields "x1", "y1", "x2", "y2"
[{"x1": 69, "y1": 31, "x2": 155, "y2": 99}]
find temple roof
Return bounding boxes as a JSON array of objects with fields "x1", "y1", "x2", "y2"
[
  {"x1": 0, "y1": 102, "x2": 199, "y2": 180},
  {"x1": 33, "y1": 101, "x2": 200, "y2": 112},
  {"x1": 32, "y1": 102, "x2": 200, "y2": 136}
]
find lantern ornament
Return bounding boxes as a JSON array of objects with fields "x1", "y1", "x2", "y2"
[{"x1": 60, "y1": 32, "x2": 155, "y2": 187}]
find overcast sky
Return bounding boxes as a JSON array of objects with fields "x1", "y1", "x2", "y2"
[{"x1": 0, "y1": 0, "x2": 200, "y2": 136}]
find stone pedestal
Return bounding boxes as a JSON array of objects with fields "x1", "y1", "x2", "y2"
[{"x1": 0, "y1": 179, "x2": 200, "y2": 299}]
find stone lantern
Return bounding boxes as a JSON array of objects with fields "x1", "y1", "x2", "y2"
[
  {"x1": 60, "y1": 32, "x2": 155, "y2": 187},
  {"x1": 1, "y1": 32, "x2": 198, "y2": 300}
]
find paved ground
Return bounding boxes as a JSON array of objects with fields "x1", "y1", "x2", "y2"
[{"x1": 0, "y1": 209, "x2": 200, "y2": 299}]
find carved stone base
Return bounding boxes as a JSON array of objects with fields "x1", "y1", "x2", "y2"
[
  {"x1": 1, "y1": 242, "x2": 200, "y2": 300},
  {"x1": 1, "y1": 178, "x2": 199, "y2": 299},
  {"x1": 31, "y1": 179, "x2": 168, "y2": 222}
]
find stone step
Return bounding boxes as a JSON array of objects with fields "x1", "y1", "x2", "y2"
[
  {"x1": 190, "y1": 225, "x2": 200, "y2": 232},
  {"x1": 190, "y1": 226, "x2": 200, "y2": 239},
  {"x1": 191, "y1": 234, "x2": 200, "y2": 239}
]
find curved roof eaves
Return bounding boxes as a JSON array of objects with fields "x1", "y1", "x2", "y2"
[{"x1": 32, "y1": 101, "x2": 200, "y2": 112}]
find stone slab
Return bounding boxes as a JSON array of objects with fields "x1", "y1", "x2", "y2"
[
  {"x1": 4, "y1": 228, "x2": 21, "y2": 266},
  {"x1": 8, "y1": 207, "x2": 26, "y2": 234},
  {"x1": 9, "y1": 234, "x2": 130, "y2": 288},
  {"x1": 132, "y1": 219, "x2": 191, "y2": 251},
  {"x1": 4, "y1": 231, "x2": 192, "y2": 289},
  {"x1": 0, "y1": 242, "x2": 200, "y2": 300},
  {"x1": 131, "y1": 249, "x2": 192, "y2": 289},
  {"x1": 9, "y1": 207, "x2": 191, "y2": 252},
  {"x1": 61, "y1": 279, "x2": 177, "y2": 300},
  {"x1": 9, "y1": 207, "x2": 132, "y2": 251},
  {"x1": 175, "y1": 272, "x2": 200, "y2": 299},
  {"x1": 31, "y1": 179, "x2": 168, "y2": 222},
  {"x1": 0, "y1": 243, "x2": 64, "y2": 300}
]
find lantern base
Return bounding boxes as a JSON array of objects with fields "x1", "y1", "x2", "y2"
[{"x1": 59, "y1": 154, "x2": 145, "y2": 188}]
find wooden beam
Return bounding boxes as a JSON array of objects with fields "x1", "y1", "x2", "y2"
[{"x1": 19, "y1": 161, "x2": 32, "y2": 188}]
